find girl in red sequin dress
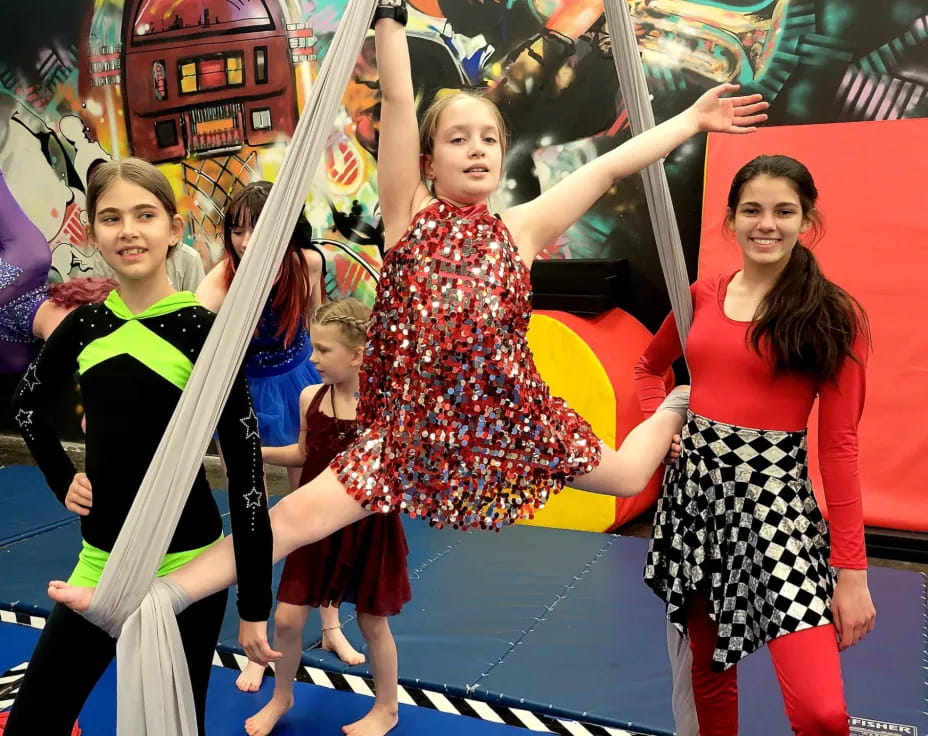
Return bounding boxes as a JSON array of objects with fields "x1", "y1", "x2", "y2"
[
  {"x1": 245, "y1": 298, "x2": 410, "y2": 736},
  {"x1": 48, "y1": 8, "x2": 771, "y2": 724}
]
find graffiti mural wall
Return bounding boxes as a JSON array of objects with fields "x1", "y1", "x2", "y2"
[{"x1": 1, "y1": 0, "x2": 927, "y2": 324}]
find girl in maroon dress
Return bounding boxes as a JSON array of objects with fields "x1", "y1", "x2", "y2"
[
  {"x1": 245, "y1": 298, "x2": 411, "y2": 736},
  {"x1": 49, "y1": 9, "x2": 769, "y2": 735}
]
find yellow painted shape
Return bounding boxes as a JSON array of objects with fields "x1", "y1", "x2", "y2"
[
  {"x1": 520, "y1": 313, "x2": 617, "y2": 532},
  {"x1": 196, "y1": 118, "x2": 233, "y2": 135},
  {"x1": 180, "y1": 63, "x2": 197, "y2": 93}
]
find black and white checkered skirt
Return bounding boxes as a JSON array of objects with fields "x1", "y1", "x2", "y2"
[{"x1": 644, "y1": 412, "x2": 835, "y2": 670}]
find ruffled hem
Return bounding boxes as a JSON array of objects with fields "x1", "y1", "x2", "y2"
[{"x1": 247, "y1": 359, "x2": 321, "y2": 446}]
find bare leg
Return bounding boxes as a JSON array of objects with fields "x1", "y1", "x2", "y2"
[
  {"x1": 320, "y1": 605, "x2": 366, "y2": 666},
  {"x1": 343, "y1": 614, "x2": 399, "y2": 736},
  {"x1": 572, "y1": 407, "x2": 683, "y2": 497},
  {"x1": 48, "y1": 394, "x2": 688, "y2": 610},
  {"x1": 48, "y1": 468, "x2": 371, "y2": 612},
  {"x1": 244, "y1": 603, "x2": 311, "y2": 736},
  {"x1": 177, "y1": 468, "x2": 369, "y2": 602}
]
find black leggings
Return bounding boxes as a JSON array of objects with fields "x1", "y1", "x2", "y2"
[{"x1": 4, "y1": 589, "x2": 228, "y2": 735}]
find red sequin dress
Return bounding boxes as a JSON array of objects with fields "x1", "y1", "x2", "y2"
[{"x1": 330, "y1": 200, "x2": 601, "y2": 530}]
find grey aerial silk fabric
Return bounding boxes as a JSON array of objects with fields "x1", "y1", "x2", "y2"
[
  {"x1": 603, "y1": 3, "x2": 697, "y2": 734},
  {"x1": 603, "y1": 0, "x2": 694, "y2": 348}
]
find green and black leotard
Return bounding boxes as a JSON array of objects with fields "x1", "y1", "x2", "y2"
[{"x1": 11, "y1": 289, "x2": 272, "y2": 621}]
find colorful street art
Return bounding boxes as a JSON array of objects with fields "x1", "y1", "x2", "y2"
[{"x1": 0, "y1": 0, "x2": 926, "y2": 324}]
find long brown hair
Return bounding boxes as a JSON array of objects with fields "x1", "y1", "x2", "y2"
[
  {"x1": 222, "y1": 181, "x2": 315, "y2": 346},
  {"x1": 727, "y1": 155, "x2": 869, "y2": 383}
]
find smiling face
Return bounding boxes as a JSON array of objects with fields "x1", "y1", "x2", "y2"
[
  {"x1": 89, "y1": 178, "x2": 182, "y2": 283},
  {"x1": 422, "y1": 95, "x2": 504, "y2": 205},
  {"x1": 727, "y1": 174, "x2": 812, "y2": 269}
]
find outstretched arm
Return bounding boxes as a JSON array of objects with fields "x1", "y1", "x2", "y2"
[
  {"x1": 374, "y1": 14, "x2": 430, "y2": 246},
  {"x1": 503, "y1": 84, "x2": 768, "y2": 260}
]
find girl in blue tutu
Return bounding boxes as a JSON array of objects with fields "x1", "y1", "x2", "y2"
[{"x1": 198, "y1": 181, "x2": 325, "y2": 473}]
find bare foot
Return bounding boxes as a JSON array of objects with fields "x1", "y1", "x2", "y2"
[
  {"x1": 342, "y1": 704, "x2": 398, "y2": 735},
  {"x1": 244, "y1": 694, "x2": 294, "y2": 736},
  {"x1": 322, "y1": 627, "x2": 366, "y2": 666},
  {"x1": 48, "y1": 581, "x2": 94, "y2": 611},
  {"x1": 236, "y1": 660, "x2": 267, "y2": 693}
]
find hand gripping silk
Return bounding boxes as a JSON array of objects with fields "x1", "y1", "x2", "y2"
[{"x1": 79, "y1": 3, "x2": 378, "y2": 734}]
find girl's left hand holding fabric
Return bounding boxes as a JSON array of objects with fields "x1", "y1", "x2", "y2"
[{"x1": 663, "y1": 435, "x2": 682, "y2": 465}]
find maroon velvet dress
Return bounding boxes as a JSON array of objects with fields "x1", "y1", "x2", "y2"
[{"x1": 276, "y1": 384, "x2": 411, "y2": 616}]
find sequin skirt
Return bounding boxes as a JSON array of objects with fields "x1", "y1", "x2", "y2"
[
  {"x1": 330, "y1": 396, "x2": 601, "y2": 531},
  {"x1": 644, "y1": 412, "x2": 834, "y2": 670}
]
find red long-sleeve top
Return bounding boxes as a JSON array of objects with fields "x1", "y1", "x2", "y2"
[{"x1": 634, "y1": 272, "x2": 868, "y2": 570}]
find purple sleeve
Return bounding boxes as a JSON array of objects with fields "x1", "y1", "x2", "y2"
[
  {"x1": 0, "y1": 171, "x2": 52, "y2": 373},
  {"x1": 0, "y1": 170, "x2": 52, "y2": 306}
]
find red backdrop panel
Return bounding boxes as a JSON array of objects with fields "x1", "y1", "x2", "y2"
[
  {"x1": 547, "y1": 308, "x2": 667, "y2": 530},
  {"x1": 701, "y1": 119, "x2": 928, "y2": 531}
]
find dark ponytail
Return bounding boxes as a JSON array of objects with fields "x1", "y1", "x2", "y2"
[{"x1": 728, "y1": 155, "x2": 870, "y2": 383}]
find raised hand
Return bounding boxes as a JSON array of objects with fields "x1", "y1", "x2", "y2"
[{"x1": 688, "y1": 83, "x2": 769, "y2": 134}]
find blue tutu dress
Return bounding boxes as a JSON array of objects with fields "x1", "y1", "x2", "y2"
[{"x1": 244, "y1": 298, "x2": 321, "y2": 447}]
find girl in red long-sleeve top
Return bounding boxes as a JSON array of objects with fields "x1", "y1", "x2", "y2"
[{"x1": 636, "y1": 155, "x2": 875, "y2": 736}]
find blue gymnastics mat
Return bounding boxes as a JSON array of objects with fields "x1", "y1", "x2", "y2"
[
  {"x1": 1, "y1": 465, "x2": 925, "y2": 735},
  {"x1": 0, "y1": 621, "x2": 532, "y2": 736},
  {"x1": 0, "y1": 465, "x2": 77, "y2": 545}
]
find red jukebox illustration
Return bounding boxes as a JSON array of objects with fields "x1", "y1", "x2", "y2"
[{"x1": 122, "y1": 0, "x2": 298, "y2": 162}]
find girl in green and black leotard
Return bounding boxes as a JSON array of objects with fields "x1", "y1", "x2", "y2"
[{"x1": 7, "y1": 158, "x2": 273, "y2": 736}]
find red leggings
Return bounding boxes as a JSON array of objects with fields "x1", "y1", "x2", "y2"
[{"x1": 687, "y1": 596, "x2": 849, "y2": 735}]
